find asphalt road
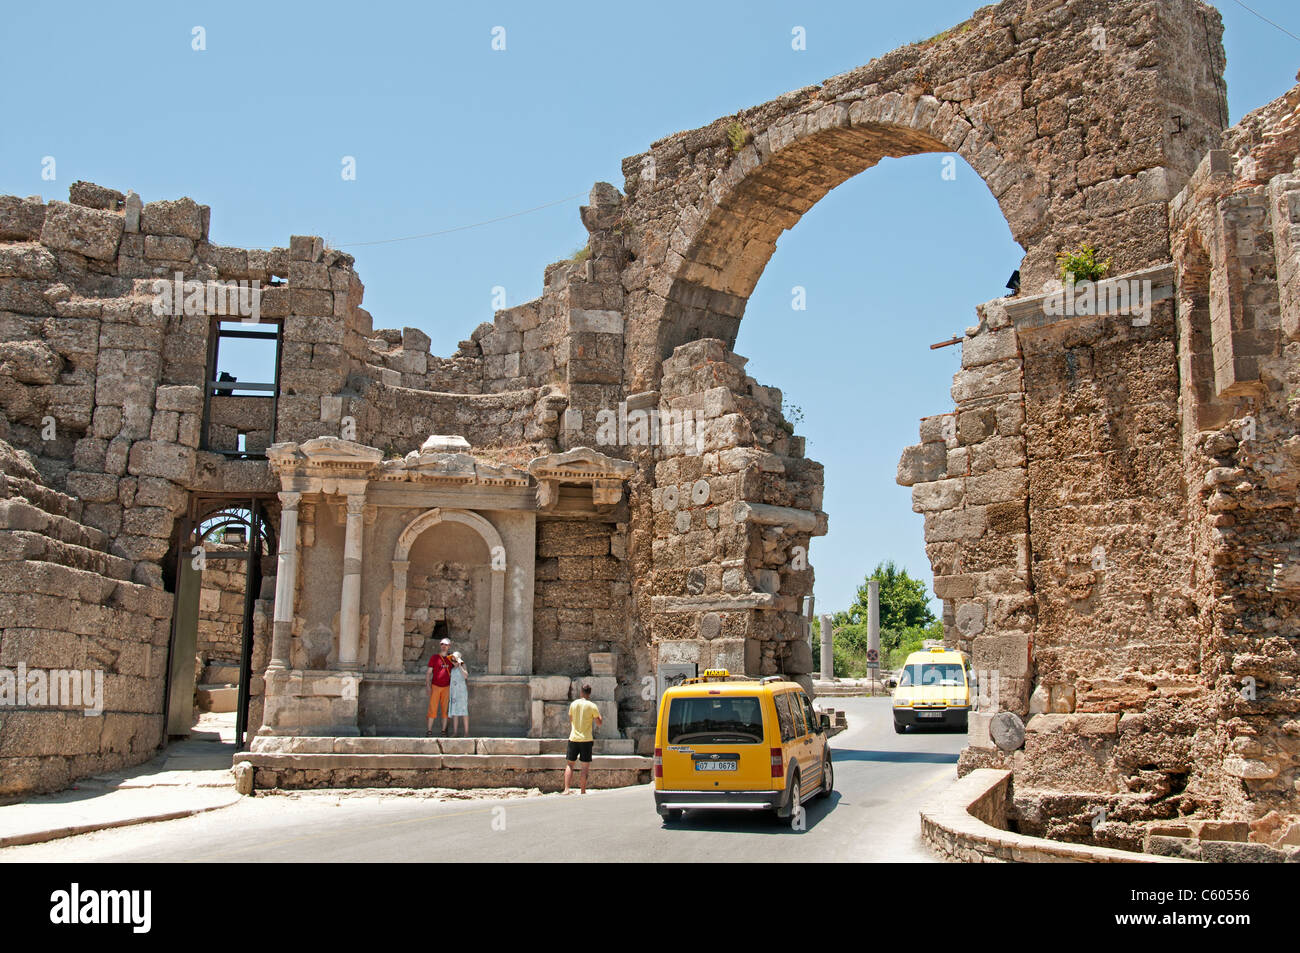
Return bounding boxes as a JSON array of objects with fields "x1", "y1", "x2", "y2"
[{"x1": 0, "y1": 697, "x2": 965, "y2": 863}]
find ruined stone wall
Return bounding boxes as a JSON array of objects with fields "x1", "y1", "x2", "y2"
[
  {"x1": 401, "y1": 561, "x2": 475, "y2": 671},
  {"x1": 899, "y1": 311, "x2": 1034, "y2": 715},
  {"x1": 343, "y1": 383, "x2": 562, "y2": 460},
  {"x1": 1012, "y1": 292, "x2": 1201, "y2": 847},
  {"x1": 5, "y1": 0, "x2": 1297, "y2": 830},
  {"x1": 646, "y1": 340, "x2": 822, "y2": 703},
  {"x1": 935, "y1": 80, "x2": 1299, "y2": 846},
  {"x1": 196, "y1": 545, "x2": 249, "y2": 666},
  {"x1": 1164, "y1": 96, "x2": 1300, "y2": 829},
  {"x1": 0, "y1": 438, "x2": 171, "y2": 795},
  {"x1": 533, "y1": 519, "x2": 631, "y2": 667}
]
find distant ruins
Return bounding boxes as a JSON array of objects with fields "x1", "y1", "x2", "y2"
[{"x1": 1, "y1": 0, "x2": 1297, "y2": 852}]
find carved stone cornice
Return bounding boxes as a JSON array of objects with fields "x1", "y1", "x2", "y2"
[{"x1": 527, "y1": 447, "x2": 635, "y2": 510}]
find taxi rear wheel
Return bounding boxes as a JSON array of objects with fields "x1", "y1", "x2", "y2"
[
  {"x1": 894, "y1": 721, "x2": 907, "y2": 734},
  {"x1": 818, "y1": 751, "x2": 833, "y2": 798},
  {"x1": 662, "y1": 808, "x2": 684, "y2": 823}
]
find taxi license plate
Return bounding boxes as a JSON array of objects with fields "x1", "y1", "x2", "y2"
[
  {"x1": 695, "y1": 761, "x2": 737, "y2": 771},
  {"x1": 916, "y1": 711, "x2": 943, "y2": 719}
]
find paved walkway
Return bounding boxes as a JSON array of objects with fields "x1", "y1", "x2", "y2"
[{"x1": 0, "y1": 713, "x2": 240, "y2": 848}]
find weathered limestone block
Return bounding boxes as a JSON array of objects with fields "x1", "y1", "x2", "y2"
[
  {"x1": 961, "y1": 327, "x2": 1020, "y2": 367},
  {"x1": 911, "y1": 478, "x2": 965, "y2": 513},
  {"x1": 951, "y1": 359, "x2": 1023, "y2": 403},
  {"x1": 39, "y1": 201, "x2": 123, "y2": 261},
  {"x1": 0, "y1": 195, "x2": 47, "y2": 240},
  {"x1": 0, "y1": 243, "x2": 58, "y2": 279},
  {"x1": 529, "y1": 675, "x2": 571, "y2": 701},
  {"x1": 570, "y1": 676, "x2": 617, "y2": 701},
  {"x1": 0, "y1": 339, "x2": 62, "y2": 384},
  {"x1": 69, "y1": 181, "x2": 124, "y2": 210},
  {"x1": 143, "y1": 234, "x2": 194, "y2": 260},
  {"x1": 126, "y1": 441, "x2": 196, "y2": 483},
  {"x1": 964, "y1": 468, "x2": 1027, "y2": 505},
  {"x1": 154, "y1": 385, "x2": 202, "y2": 415},
  {"x1": 140, "y1": 197, "x2": 204, "y2": 240},
  {"x1": 897, "y1": 441, "x2": 947, "y2": 486}
]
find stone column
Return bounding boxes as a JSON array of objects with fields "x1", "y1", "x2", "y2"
[
  {"x1": 868, "y1": 578, "x2": 880, "y2": 659},
  {"x1": 268, "y1": 492, "x2": 301, "y2": 671},
  {"x1": 338, "y1": 493, "x2": 366, "y2": 670},
  {"x1": 819, "y1": 613, "x2": 834, "y2": 680}
]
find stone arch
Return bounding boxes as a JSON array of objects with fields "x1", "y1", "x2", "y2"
[
  {"x1": 672, "y1": 109, "x2": 1035, "y2": 345},
  {"x1": 618, "y1": 1, "x2": 1226, "y2": 390},
  {"x1": 386, "y1": 508, "x2": 507, "y2": 674}
]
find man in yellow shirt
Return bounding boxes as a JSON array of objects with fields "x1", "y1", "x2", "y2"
[{"x1": 563, "y1": 684, "x2": 603, "y2": 794}]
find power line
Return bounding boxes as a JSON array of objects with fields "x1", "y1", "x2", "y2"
[
  {"x1": 337, "y1": 191, "x2": 587, "y2": 247},
  {"x1": 1230, "y1": 0, "x2": 1300, "y2": 45}
]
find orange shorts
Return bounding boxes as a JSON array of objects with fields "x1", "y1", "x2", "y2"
[{"x1": 428, "y1": 684, "x2": 449, "y2": 718}]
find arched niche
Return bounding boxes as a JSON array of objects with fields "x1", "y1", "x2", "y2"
[{"x1": 387, "y1": 508, "x2": 507, "y2": 674}]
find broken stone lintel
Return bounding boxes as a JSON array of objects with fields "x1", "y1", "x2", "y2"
[
  {"x1": 1005, "y1": 262, "x2": 1175, "y2": 334},
  {"x1": 731, "y1": 500, "x2": 825, "y2": 535}
]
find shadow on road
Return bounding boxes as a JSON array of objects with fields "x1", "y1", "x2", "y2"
[
  {"x1": 830, "y1": 749, "x2": 960, "y2": 764},
  {"x1": 660, "y1": 791, "x2": 842, "y2": 834}
]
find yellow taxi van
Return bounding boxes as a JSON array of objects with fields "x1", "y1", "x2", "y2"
[
  {"x1": 653, "y1": 669, "x2": 833, "y2": 822},
  {"x1": 891, "y1": 646, "x2": 971, "y2": 733}
]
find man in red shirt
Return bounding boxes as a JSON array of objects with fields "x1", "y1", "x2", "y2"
[{"x1": 427, "y1": 637, "x2": 453, "y2": 736}]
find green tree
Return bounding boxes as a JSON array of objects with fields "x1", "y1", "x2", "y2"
[
  {"x1": 833, "y1": 561, "x2": 935, "y2": 632},
  {"x1": 812, "y1": 564, "x2": 942, "y2": 678}
]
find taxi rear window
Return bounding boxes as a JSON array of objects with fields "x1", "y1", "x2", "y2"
[{"x1": 667, "y1": 695, "x2": 764, "y2": 744}]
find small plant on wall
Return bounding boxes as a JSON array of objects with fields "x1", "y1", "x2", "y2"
[
  {"x1": 1057, "y1": 243, "x2": 1113, "y2": 284},
  {"x1": 727, "y1": 121, "x2": 752, "y2": 153}
]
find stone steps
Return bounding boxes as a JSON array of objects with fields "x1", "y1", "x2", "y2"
[
  {"x1": 250, "y1": 735, "x2": 636, "y2": 756},
  {"x1": 0, "y1": 528, "x2": 135, "y2": 581},
  {"x1": 2, "y1": 474, "x2": 84, "y2": 522},
  {"x1": 235, "y1": 749, "x2": 653, "y2": 793},
  {"x1": 0, "y1": 497, "x2": 111, "y2": 553},
  {"x1": 0, "y1": 556, "x2": 171, "y2": 631}
]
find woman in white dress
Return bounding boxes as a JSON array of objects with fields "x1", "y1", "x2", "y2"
[{"x1": 448, "y1": 651, "x2": 469, "y2": 737}]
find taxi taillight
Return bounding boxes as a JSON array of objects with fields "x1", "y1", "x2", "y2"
[
  {"x1": 770, "y1": 747, "x2": 784, "y2": 778},
  {"x1": 654, "y1": 747, "x2": 663, "y2": 778}
]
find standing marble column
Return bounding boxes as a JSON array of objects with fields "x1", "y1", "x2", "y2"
[
  {"x1": 268, "y1": 492, "x2": 301, "y2": 671},
  {"x1": 338, "y1": 493, "x2": 366, "y2": 670}
]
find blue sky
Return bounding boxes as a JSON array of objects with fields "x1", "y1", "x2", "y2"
[{"x1": 3, "y1": 1, "x2": 1298, "y2": 615}]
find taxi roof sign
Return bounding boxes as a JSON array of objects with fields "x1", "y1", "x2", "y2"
[{"x1": 701, "y1": 668, "x2": 730, "y2": 678}]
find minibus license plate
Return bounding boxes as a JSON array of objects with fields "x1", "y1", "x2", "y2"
[
  {"x1": 695, "y1": 761, "x2": 737, "y2": 771},
  {"x1": 917, "y1": 711, "x2": 942, "y2": 719}
]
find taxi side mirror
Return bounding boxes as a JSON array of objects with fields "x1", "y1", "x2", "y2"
[
  {"x1": 819, "y1": 712, "x2": 831, "y2": 731},
  {"x1": 886, "y1": 678, "x2": 898, "y2": 689}
]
